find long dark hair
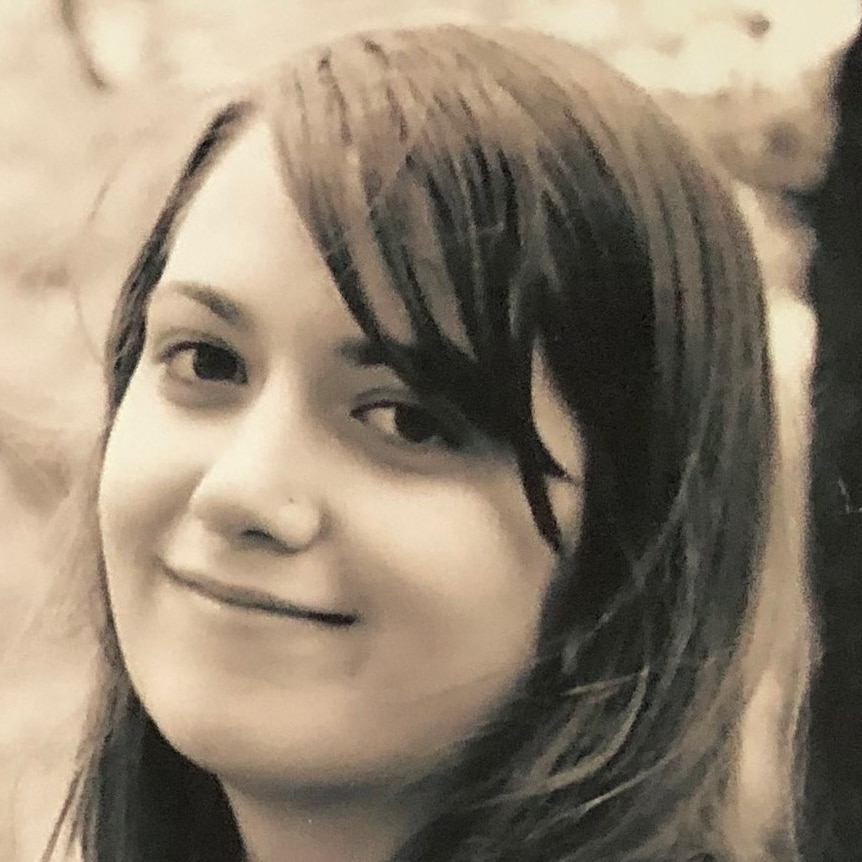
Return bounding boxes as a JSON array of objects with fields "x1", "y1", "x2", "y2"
[{"x1": 48, "y1": 25, "x2": 801, "y2": 862}]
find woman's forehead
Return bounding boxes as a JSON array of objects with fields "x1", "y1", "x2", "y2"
[
  {"x1": 159, "y1": 122, "x2": 302, "y2": 284},
  {"x1": 157, "y1": 120, "x2": 462, "y2": 349}
]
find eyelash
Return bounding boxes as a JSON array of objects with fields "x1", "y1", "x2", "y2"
[
  {"x1": 156, "y1": 339, "x2": 469, "y2": 453},
  {"x1": 351, "y1": 399, "x2": 467, "y2": 451}
]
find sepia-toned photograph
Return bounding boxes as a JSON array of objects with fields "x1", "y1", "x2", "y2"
[{"x1": 0, "y1": 2, "x2": 860, "y2": 860}]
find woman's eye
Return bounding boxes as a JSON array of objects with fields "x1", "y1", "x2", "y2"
[
  {"x1": 353, "y1": 401, "x2": 461, "y2": 449},
  {"x1": 163, "y1": 342, "x2": 247, "y2": 386}
]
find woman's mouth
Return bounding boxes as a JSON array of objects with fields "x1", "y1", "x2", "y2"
[{"x1": 160, "y1": 564, "x2": 357, "y2": 627}]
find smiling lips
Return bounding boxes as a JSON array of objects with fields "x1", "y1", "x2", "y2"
[{"x1": 162, "y1": 564, "x2": 357, "y2": 627}]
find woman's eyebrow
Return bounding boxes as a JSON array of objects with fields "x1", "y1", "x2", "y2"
[
  {"x1": 335, "y1": 340, "x2": 437, "y2": 379},
  {"x1": 336, "y1": 338, "x2": 388, "y2": 368},
  {"x1": 153, "y1": 280, "x2": 249, "y2": 330}
]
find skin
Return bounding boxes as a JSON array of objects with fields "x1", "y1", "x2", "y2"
[{"x1": 98, "y1": 122, "x2": 584, "y2": 862}]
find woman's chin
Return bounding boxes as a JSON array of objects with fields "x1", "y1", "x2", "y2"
[{"x1": 145, "y1": 691, "x2": 457, "y2": 799}]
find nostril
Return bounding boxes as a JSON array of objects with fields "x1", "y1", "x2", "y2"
[{"x1": 240, "y1": 527, "x2": 280, "y2": 547}]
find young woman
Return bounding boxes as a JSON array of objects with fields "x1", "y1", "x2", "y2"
[{"x1": 42, "y1": 24, "x2": 810, "y2": 862}]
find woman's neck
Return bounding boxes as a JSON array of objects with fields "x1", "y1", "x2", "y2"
[{"x1": 224, "y1": 780, "x2": 432, "y2": 862}]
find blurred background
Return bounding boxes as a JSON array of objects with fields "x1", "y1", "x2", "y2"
[{"x1": 0, "y1": 0, "x2": 858, "y2": 858}]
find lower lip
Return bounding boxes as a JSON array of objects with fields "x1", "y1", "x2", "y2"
[{"x1": 159, "y1": 565, "x2": 355, "y2": 629}]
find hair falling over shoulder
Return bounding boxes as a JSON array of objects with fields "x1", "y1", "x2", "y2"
[{"x1": 40, "y1": 23, "x2": 813, "y2": 862}]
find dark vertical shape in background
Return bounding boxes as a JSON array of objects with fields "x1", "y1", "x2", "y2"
[{"x1": 803, "y1": 19, "x2": 862, "y2": 861}]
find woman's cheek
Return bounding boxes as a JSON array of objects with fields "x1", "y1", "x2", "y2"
[
  {"x1": 99, "y1": 389, "x2": 206, "y2": 556},
  {"x1": 340, "y1": 472, "x2": 553, "y2": 665}
]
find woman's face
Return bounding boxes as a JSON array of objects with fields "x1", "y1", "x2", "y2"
[{"x1": 98, "y1": 123, "x2": 584, "y2": 797}]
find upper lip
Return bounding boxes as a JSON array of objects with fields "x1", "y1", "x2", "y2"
[{"x1": 161, "y1": 564, "x2": 357, "y2": 627}]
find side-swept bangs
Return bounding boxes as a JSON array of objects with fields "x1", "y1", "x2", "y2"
[{"x1": 261, "y1": 29, "x2": 663, "y2": 551}]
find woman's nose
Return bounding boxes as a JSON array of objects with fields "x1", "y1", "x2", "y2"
[{"x1": 186, "y1": 395, "x2": 328, "y2": 552}]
